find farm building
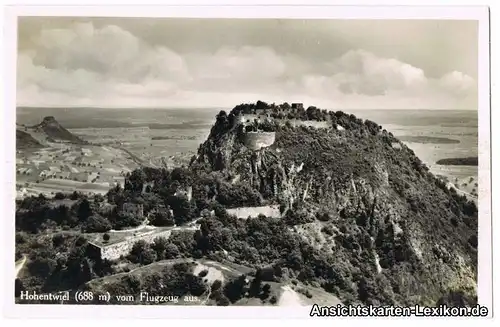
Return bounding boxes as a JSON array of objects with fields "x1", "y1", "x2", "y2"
[{"x1": 50, "y1": 166, "x2": 62, "y2": 173}]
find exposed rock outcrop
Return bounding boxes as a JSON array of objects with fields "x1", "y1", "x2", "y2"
[{"x1": 192, "y1": 103, "x2": 478, "y2": 306}]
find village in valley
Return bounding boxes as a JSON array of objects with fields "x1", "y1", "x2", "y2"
[{"x1": 16, "y1": 144, "x2": 132, "y2": 199}]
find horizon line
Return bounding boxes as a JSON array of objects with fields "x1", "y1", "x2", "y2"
[{"x1": 16, "y1": 106, "x2": 478, "y2": 111}]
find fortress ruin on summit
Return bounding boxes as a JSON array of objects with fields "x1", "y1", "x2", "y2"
[{"x1": 234, "y1": 101, "x2": 342, "y2": 151}]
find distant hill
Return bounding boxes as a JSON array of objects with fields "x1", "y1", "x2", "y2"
[
  {"x1": 16, "y1": 116, "x2": 87, "y2": 146},
  {"x1": 31, "y1": 116, "x2": 86, "y2": 144},
  {"x1": 16, "y1": 130, "x2": 43, "y2": 149},
  {"x1": 436, "y1": 157, "x2": 478, "y2": 166}
]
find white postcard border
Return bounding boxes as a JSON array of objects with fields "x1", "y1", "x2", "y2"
[{"x1": 1, "y1": 3, "x2": 492, "y2": 320}]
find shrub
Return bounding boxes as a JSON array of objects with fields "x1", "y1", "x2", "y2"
[
  {"x1": 149, "y1": 210, "x2": 175, "y2": 227},
  {"x1": 212, "y1": 280, "x2": 222, "y2": 291},
  {"x1": 198, "y1": 269, "x2": 209, "y2": 278},
  {"x1": 216, "y1": 294, "x2": 231, "y2": 306},
  {"x1": 129, "y1": 240, "x2": 157, "y2": 265},
  {"x1": 151, "y1": 237, "x2": 169, "y2": 260},
  {"x1": 85, "y1": 215, "x2": 112, "y2": 233},
  {"x1": 164, "y1": 243, "x2": 181, "y2": 259},
  {"x1": 54, "y1": 192, "x2": 65, "y2": 200}
]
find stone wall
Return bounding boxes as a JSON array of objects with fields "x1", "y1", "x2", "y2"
[
  {"x1": 94, "y1": 224, "x2": 202, "y2": 261},
  {"x1": 242, "y1": 132, "x2": 276, "y2": 150},
  {"x1": 227, "y1": 205, "x2": 281, "y2": 219},
  {"x1": 239, "y1": 114, "x2": 331, "y2": 130},
  {"x1": 99, "y1": 229, "x2": 173, "y2": 261},
  {"x1": 290, "y1": 120, "x2": 330, "y2": 129}
]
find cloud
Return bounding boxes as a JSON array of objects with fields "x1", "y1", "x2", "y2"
[{"x1": 17, "y1": 22, "x2": 477, "y2": 110}]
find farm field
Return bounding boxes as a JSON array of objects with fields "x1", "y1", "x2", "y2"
[{"x1": 16, "y1": 144, "x2": 135, "y2": 198}]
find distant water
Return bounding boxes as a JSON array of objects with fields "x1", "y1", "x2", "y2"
[
  {"x1": 349, "y1": 109, "x2": 478, "y2": 181},
  {"x1": 17, "y1": 107, "x2": 478, "y2": 180}
]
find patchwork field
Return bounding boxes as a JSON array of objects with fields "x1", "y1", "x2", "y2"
[{"x1": 16, "y1": 144, "x2": 136, "y2": 198}]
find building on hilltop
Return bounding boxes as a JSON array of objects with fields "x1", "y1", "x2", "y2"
[{"x1": 291, "y1": 103, "x2": 304, "y2": 110}]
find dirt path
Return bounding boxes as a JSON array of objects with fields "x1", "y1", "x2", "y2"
[{"x1": 109, "y1": 220, "x2": 153, "y2": 233}]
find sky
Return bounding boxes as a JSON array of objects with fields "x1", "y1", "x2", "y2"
[{"x1": 17, "y1": 17, "x2": 478, "y2": 110}]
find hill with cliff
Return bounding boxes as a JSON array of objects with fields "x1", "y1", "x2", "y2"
[
  {"x1": 16, "y1": 116, "x2": 87, "y2": 146},
  {"x1": 190, "y1": 101, "x2": 478, "y2": 306}
]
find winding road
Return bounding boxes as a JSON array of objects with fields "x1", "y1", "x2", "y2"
[{"x1": 278, "y1": 285, "x2": 305, "y2": 307}]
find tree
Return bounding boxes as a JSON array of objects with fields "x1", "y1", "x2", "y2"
[
  {"x1": 151, "y1": 237, "x2": 169, "y2": 260},
  {"x1": 216, "y1": 293, "x2": 231, "y2": 306},
  {"x1": 15, "y1": 279, "x2": 25, "y2": 298},
  {"x1": 280, "y1": 102, "x2": 291, "y2": 110},
  {"x1": 224, "y1": 274, "x2": 248, "y2": 303},
  {"x1": 261, "y1": 283, "x2": 271, "y2": 299},
  {"x1": 54, "y1": 192, "x2": 65, "y2": 200},
  {"x1": 122, "y1": 274, "x2": 141, "y2": 294},
  {"x1": 149, "y1": 209, "x2": 175, "y2": 227},
  {"x1": 170, "y1": 196, "x2": 196, "y2": 225},
  {"x1": 77, "y1": 198, "x2": 92, "y2": 222},
  {"x1": 164, "y1": 243, "x2": 180, "y2": 259},
  {"x1": 85, "y1": 215, "x2": 112, "y2": 233},
  {"x1": 126, "y1": 169, "x2": 147, "y2": 192},
  {"x1": 129, "y1": 240, "x2": 157, "y2": 265},
  {"x1": 216, "y1": 183, "x2": 261, "y2": 207},
  {"x1": 215, "y1": 110, "x2": 228, "y2": 129},
  {"x1": 187, "y1": 274, "x2": 207, "y2": 296},
  {"x1": 200, "y1": 209, "x2": 212, "y2": 219},
  {"x1": 110, "y1": 210, "x2": 143, "y2": 230},
  {"x1": 70, "y1": 191, "x2": 80, "y2": 200},
  {"x1": 249, "y1": 269, "x2": 263, "y2": 296},
  {"x1": 212, "y1": 280, "x2": 223, "y2": 291},
  {"x1": 103, "y1": 233, "x2": 110, "y2": 243}
]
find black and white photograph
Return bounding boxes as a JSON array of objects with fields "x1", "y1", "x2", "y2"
[{"x1": 3, "y1": 4, "x2": 492, "y2": 320}]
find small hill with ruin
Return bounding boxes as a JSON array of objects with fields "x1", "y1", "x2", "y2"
[{"x1": 16, "y1": 116, "x2": 87, "y2": 146}]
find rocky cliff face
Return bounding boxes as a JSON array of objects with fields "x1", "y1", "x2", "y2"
[{"x1": 193, "y1": 106, "x2": 478, "y2": 306}]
